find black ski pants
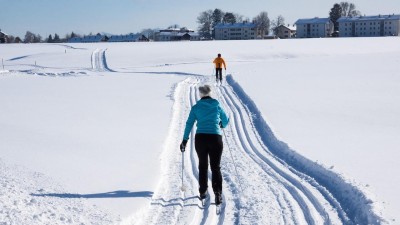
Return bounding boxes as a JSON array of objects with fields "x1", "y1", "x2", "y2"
[
  {"x1": 215, "y1": 68, "x2": 223, "y2": 81},
  {"x1": 195, "y1": 133, "x2": 223, "y2": 195}
]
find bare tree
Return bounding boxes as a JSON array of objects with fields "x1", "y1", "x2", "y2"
[
  {"x1": 271, "y1": 15, "x2": 285, "y2": 35},
  {"x1": 141, "y1": 28, "x2": 158, "y2": 40},
  {"x1": 197, "y1": 10, "x2": 213, "y2": 39},
  {"x1": 33, "y1": 34, "x2": 42, "y2": 43},
  {"x1": 7, "y1": 35, "x2": 15, "y2": 43},
  {"x1": 234, "y1": 13, "x2": 245, "y2": 23},
  {"x1": 340, "y1": 2, "x2": 361, "y2": 17},
  {"x1": 24, "y1": 31, "x2": 35, "y2": 43},
  {"x1": 253, "y1": 11, "x2": 270, "y2": 37},
  {"x1": 168, "y1": 24, "x2": 180, "y2": 29}
]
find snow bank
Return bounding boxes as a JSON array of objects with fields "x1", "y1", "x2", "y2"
[
  {"x1": 227, "y1": 74, "x2": 386, "y2": 224},
  {"x1": 0, "y1": 159, "x2": 119, "y2": 224}
]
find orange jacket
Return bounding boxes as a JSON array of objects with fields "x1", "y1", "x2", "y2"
[{"x1": 213, "y1": 57, "x2": 226, "y2": 69}]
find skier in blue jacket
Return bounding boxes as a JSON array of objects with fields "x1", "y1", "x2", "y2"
[{"x1": 180, "y1": 84, "x2": 229, "y2": 205}]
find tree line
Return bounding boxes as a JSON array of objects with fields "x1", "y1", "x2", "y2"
[
  {"x1": 198, "y1": 2, "x2": 360, "y2": 39},
  {"x1": 4, "y1": 31, "x2": 84, "y2": 43},
  {"x1": 197, "y1": 8, "x2": 287, "y2": 39},
  {"x1": 3, "y1": 1, "x2": 361, "y2": 43},
  {"x1": 329, "y1": 2, "x2": 361, "y2": 33}
]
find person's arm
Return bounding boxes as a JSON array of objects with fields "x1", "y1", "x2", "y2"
[
  {"x1": 180, "y1": 107, "x2": 196, "y2": 152},
  {"x1": 219, "y1": 105, "x2": 229, "y2": 128},
  {"x1": 222, "y1": 59, "x2": 226, "y2": 69},
  {"x1": 183, "y1": 108, "x2": 196, "y2": 140}
]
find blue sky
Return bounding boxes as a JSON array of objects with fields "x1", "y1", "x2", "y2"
[{"x1": 0, "y1": 0, "x2": 399, "y2": 38}]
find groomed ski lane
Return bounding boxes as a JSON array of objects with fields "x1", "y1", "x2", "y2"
[{"x1": 131, "y1": 75, "x2": 348, "y2": 225}]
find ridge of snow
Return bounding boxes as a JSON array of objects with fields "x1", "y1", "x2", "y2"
[
  {"x1": 0, "y1": 159, "x2": 119, "y2": 224},
  {"x1": 226, "y1": 74, "x2": 386, "y2": 224}
]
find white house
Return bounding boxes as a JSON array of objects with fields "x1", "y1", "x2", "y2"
[
  {"x1": 154, "y1": 28, "x2": 200, "y2": 41},
  {"x1": 108, "y1": 33, "x2": 149, "y2": 42},
  {"x1": 275, "y1": 25, "x2": 296, "y2": 39},
  {"x1": 338, "y1": 14, "x2": 400, "y2": 37},
  {"x1": 0, "y1": 29, "x2": 8, "y2": 43},
  {"x1": 214, "y1": 22, "x2": 257, "y2": 40},
  {"x1": 295, "y1": 18, "x2": 334, "y2": 38}
]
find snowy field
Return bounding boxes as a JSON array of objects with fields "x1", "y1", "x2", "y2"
[{"x1": 0, "y1": 38, "x2": 399, "y2": 224}]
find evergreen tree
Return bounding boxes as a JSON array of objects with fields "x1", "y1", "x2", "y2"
[
  {"x1": 71, "y1": 32, "x2": 77, "y2": 38},
  {"x1": 15, "y1": 37, "x2": 22, "y2": 43},
  {"x1": 212, "y1": 8, "x2": 224, "y2": 27},
  {"x1": 47, "y1": 34, "x2": 53, "y2": 43},
  {"x1": 223, "y1": 12, "x2": 236, "y2": 24},
  {"x1": 329, "y1": 3, "x2": 342, "y2": 32},
  {"x1": 33, "y1": 34, "x2": 42, "y2": 43},
  {"x1": 211, "y1": 8, "x2": 224, "y2": 38},
  {"x1": 54, "y1": 33, "x2": 61, "y2": 43}
]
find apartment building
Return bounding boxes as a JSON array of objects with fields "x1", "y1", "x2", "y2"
[
  {"x1": 338, "y1": 14, "x2": 400, "y2": 37},
  {"x1": 295, "y1": 18, "x2": 334, "y2": 38},
  {"x1": 154, "y1": 28, "x2": 200, "y2": 41},
  {"x1": 214, "y1": 23, "x2": 258, "y2": 40}
]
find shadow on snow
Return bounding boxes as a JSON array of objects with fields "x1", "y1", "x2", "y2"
[{"x1": 31, "y1": 190, "x2": 153, "y2": 199}]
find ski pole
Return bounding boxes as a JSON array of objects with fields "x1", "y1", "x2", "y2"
[{"x1": 180, "y1": 151, "x2": 186, "y2": 192}]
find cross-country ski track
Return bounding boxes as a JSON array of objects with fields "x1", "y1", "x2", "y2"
[
  {"x1": 80, "y1": 43, "x2": 385, "y2": 224},
  {"x1": 82, "y1": 46, "x2": 387, "y2": 224},
  {"x1": 91, "y1": 48, "x2": 114, "y2": 72}
]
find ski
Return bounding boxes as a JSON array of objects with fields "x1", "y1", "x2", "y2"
[
  {"x1": 215, "y1": 193, "x2": 223, "y2": 215},
  {"x1": 199, "y1": 193, "x2": 209, "y2": 207},
  {"x1": 216, "y1": 204, "x2": 221, "y2": 215}
]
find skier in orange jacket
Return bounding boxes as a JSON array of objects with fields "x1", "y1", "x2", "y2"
[{"x1": 213, "y1": 53, "x2": 226, "y2": 83}]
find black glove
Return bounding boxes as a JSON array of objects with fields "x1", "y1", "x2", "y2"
[{"x1": 180, "y1": 140, "x2": 188, "y2": 152}]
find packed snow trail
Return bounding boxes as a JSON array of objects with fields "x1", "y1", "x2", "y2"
[
  {"x1": 91, "y1": 48, "x2": 114, "y2": 72},
  {"x1": 128, "y1": 74, "x2": 384, "y2": 225},
  {"x1": 132, "y1": 76, "x2": 336, "y2": 225}
]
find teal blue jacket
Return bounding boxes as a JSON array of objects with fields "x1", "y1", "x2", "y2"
[{"x1": 183, "y1": 96, "x2": 229, "y2": 140}]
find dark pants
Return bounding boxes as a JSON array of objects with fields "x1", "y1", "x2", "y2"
[
  {"x1": 216, "y1": 68, "x2": 223, "y2": 81},
  {"x1": 195, "y1": 133, "x2": 223, "y2": 194}
]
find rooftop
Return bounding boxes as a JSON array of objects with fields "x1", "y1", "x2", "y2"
[
  {"x1": 338, "y1": 14, "x2": 400, "y2": 22},
  {"x1": 295, "y1": 18, "x2": 331, "y2": 25},
  {"x1": 214, "y1": 23, "x2": 257, "y2": 29}
]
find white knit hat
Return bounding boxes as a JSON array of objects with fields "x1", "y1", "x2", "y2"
[{"x1": 199, "y1": 85, "x2": 211, "y2": 97}]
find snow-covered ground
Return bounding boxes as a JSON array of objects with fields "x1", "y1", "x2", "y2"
[{"x1": 0, "y1": 38, "x2": 399, "y2": 224}]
